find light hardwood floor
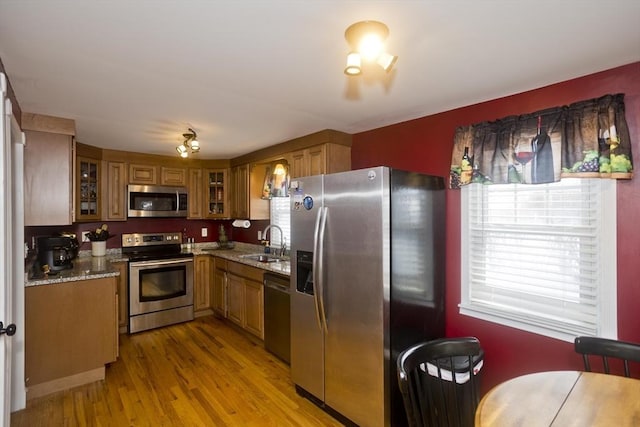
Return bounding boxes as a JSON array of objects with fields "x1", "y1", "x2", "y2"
[{"x1": 11, "y1": 316, "x2": 343, "y2": 426}]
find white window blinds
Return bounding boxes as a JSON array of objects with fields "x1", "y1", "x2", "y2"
[
  {"x1": 269, "y1": 197, "x2": 291, "y2": 249},
  {"x1": 460, "y1": 179, "x2": 617, "y2": 342}
]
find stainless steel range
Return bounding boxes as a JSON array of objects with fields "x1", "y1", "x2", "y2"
[{"x1": 122, "y1": 232, "x2": 194, "y2": 333}]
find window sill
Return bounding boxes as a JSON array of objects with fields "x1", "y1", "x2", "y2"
[{"x1": 459, "y1": 304, "x2": 579, "y2": 343}]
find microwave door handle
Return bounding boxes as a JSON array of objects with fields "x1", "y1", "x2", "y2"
[
  {"x1": 317, "y1": 206, "x2": 328, "y2": 333},
  {"x1": 176, "y1": 190, "x2": 180, "y2": 214},
  {"x1": 311, "y1": 207, "x2": 323, "y2": 331}
]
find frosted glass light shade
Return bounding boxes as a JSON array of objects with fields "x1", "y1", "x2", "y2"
[
  {"x1": 377, "y1": 51, "x2": 398, "y2": 72},
  {"x1": 344, "y1": 52, "x2": 362, "y2": 75}
]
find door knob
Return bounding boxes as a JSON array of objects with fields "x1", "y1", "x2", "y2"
[{"x1": 0, "y1": 322, "x2": 16, "y2": 336}]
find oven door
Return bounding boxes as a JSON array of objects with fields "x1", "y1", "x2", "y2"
[{"x1": 129, "y1": 258, "x2": 194, "y2": 316}]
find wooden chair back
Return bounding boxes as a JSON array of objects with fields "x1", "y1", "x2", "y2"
[{"x1": 574, "y1": 336, "x2": 640, "y2": 377}]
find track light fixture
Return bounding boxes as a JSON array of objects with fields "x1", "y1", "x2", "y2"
[
  {"x1": 176, "y1": 128, "x2": 200, "y2": 158},
  {"x1": 343, "y1": 20, "x2": 397, "y2": 76}
]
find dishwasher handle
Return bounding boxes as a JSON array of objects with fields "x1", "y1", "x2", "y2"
[{"x1": 264, "y1": 274, "x2": 290, "y2": 293}]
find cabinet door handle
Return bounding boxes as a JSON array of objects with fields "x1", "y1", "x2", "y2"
[{"x1": 0, "y1": 321, "x2": 17, "y2": 336}]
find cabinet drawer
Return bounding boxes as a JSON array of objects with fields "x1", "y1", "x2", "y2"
[
  {"x1": 128, "y1": 164, "x2": 157, "y2": 184},
  {"x1": 215, "y1": 258, "x2": 227, "y2": 271},
  {"x1": 161, "y1": 167, "x2": 187, "y2": 186},
  {"x1": 228, "y1": 260, "x2": 263, "y2": 283}
]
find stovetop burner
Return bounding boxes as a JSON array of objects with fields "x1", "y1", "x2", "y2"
[{"x1": 122, "y1": 232, "x2": 194, "y2": 262}]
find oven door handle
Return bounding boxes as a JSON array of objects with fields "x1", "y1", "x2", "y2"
[{"x1": 129, "y1": 258, "x2": 193, "y2": 268}]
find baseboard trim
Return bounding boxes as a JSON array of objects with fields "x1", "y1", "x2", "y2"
[{"x1": 26, "y1": 367, "x2": 105, "y2": 400}]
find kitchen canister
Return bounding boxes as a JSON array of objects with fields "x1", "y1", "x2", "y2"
[{"x1": 91, "y1": 241, "x2": 107, "y2": 257}]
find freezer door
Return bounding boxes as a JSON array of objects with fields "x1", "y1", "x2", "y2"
[
  {"x1": 290, "y1": 175, "x2": 325, "y2": 401},
  {"x1": 322, "y1": 167, "x2": 389, "y2": 426}
]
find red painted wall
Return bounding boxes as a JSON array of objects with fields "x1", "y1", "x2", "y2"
[
  {"x1": 352, "y1": 62, "x2": 640, "y2": 393},
  {"x1": 25, "y1": 218, "x2": 268, "y2": 251}
]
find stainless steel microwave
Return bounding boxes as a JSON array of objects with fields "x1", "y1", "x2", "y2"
[{"x1": 127, "y1": 185, "x2": 188, "y2": 218}]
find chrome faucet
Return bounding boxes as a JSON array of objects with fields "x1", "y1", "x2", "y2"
[{"x1": 262, "y1": 224, "x2": 286, "y2": 256}]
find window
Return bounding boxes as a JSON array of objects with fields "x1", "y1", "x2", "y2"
[
  {"x1": 460, "y1": 179, "x2": 617, "y2": 342},
  {"x1": 269, "y1": 197, "x2": 291, "y2": 249}
]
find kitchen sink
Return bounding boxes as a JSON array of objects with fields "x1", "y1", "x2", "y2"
[{"x1": 239, "y1": 253, "x2": 286, "y2": 263}]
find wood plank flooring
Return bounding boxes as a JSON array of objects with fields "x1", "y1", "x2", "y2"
[{"x1": 11, "y1": 315, "x2": 343, "y2": 426}]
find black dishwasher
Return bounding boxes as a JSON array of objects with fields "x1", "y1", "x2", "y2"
[{"x1": 263, "y1": 272, "x2": 291, "y2": 364}]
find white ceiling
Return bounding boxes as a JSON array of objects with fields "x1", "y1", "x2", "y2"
[{"x1": 1, "y1": 0, "x2": 639, "y2": 159}]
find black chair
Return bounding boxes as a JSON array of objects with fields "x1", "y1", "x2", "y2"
[
  {"x1": 574, "y1": 336, "x2": 640, "y2": 377},
  {"x1": 397, "y1": 337, "x2": 483, "y2": 427}
]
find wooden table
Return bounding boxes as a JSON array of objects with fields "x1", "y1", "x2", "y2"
[{"x1": 475, "y1": 370, "x2": 640, "y2": 426}]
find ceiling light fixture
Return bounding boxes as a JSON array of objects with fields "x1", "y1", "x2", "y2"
[
  {"x1": 343, "y1": 20, "x2": 398, "y2": 76},
  {"x1": 176, "y1": 127, "x2": 200, "y2": 158}
]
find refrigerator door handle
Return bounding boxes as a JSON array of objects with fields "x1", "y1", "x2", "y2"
[
  {"x1": 311, "y1": 207, "x2": 323, "y2": 331},
  {"x1": 317, "y1": 206, "x2": 329, "y2": 333}
]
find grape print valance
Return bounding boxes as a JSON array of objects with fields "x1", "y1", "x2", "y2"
[{"x1": 449, "y1": 94, "x2": 633, "y2": 188}]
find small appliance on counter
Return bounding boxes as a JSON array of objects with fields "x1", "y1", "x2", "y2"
[{"x1": 36, "y1": 234, "x2": 79, "y2": 271}]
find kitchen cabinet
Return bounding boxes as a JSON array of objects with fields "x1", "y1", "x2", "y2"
[
  {"x1": 290, "y1": 142, "x2": 351, "y2": 178},
  {"x1": 230, "y1": 163, "x2": 269, "y2": 220},
  {"x1": 103, "y1": 161, "x2": 127, "y2": 221},
  {"x1": 230, "y1": 164, "x2": 248, "y2": 219},
  {"x1": 194, "y1": 255, "x2": 213, "y2": 315},
  {"x1": 128, "y1": 164, "x2": 157, "y2": 184},
  {"x1": 23, "y1": 113, "x2": 75, "y2": 226},
  {"x1": 188, "y1": 168, "x2": 204, "y2": 219},
  {"x1": 226, "y1": 260, "x2": 264, "y2": 339},
  {"x1": 160, "y1": 166, "x2": 186, "y2": 186},
  {"x1": 112, "y1": 260, "x2": 129, "y2": 332},
  {"x1": 212, "y1": 258, "x2": 227, "y2": 317},
  {"x1": 25, "y1": 277, "x2": 118, "y2": 399},
  {"x1": 205, "y1": 169, "x2": 228, "y2": 218},
  {"x1": 76, "y1": 156, "x2": 101, "y2": 221},
  {"x1": 244, "y1": 278, "x2": 264, "y2": 338},
  {"x1": 227, "y1": 271, "x2": 244, "y2": 326}
]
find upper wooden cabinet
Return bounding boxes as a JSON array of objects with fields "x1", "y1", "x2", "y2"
[
  {"x1": 76, "y1": 156, "x2": 101, "y2": 221},
  {"x1": 103, "y1": 161, "x2": 127, "y2": 221},
  {"x1": 23, "y1": 113, "x2": 75, "y2": 226},
  {"x1": 230, "y1": 163, "x2": 269, "y2": 220},
  {"x1": 128, "y1": 164, "x2": 157, "y2": 185},
  {"x1": 290, "y1": 143, "x2": 351, "y2": 178},
  {"x1": 205, "y1": 169, "x2": 229, "y2": 218},
  {"x1": 230, "y1": 164, "x2": 248, "y2": 219},
  {"x1": 160, "y1": 167, "x2": 186, "y2": 186},
  {"x1": 187, "y1": 168, "x2": 204, "y2": 219}
]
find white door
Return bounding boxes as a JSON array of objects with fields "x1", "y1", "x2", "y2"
[{"x1": 1, "y1": 72, "x2": 26, "y2": 425}]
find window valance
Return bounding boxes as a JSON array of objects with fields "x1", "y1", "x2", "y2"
[{"x1": 449, "y1": 94, "x2": 633, "y2": 188}]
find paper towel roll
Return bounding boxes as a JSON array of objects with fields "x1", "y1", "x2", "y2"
[{"x1": 232, "y1": 219, "x2": 251, "y2": 228}]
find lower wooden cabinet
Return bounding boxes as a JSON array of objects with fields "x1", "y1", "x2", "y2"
[
  {"x1": 111, "y1": 261, "x2": 129, "y2": 333},
  {"x1": 217, "y1": 259, "x2": 264, "y2": 339},
  {"x1": 212, "y1": 258, "x2": 227, "y2": 317},
  {"x1": 244, "y1": 278, "x2": 264, "y2": 338},
  {"x1": 194, "y1": 255, "x2": 213, "y2": 316},
  {"x1": 25, "y1": 277, "x2": 118, "y2": 399}
]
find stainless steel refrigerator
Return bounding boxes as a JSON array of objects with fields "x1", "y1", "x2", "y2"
[{"x1": 290, "y1": 166, "x2": 446, "y2": 427}]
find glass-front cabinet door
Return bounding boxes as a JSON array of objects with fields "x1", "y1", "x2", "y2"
[
  {"x1": 76, "y1": 156, "x2": 101, "y2": 221},
  {"x1": 205, "y1": 169, "x2": 228, "y2": 218}
]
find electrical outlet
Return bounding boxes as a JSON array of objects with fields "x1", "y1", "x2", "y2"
[
  {"x1": 257, "y1": 231, "x2": 262, "y2": 241},
  {"x1": 82, "y1": 231, "x2": 90, "y2": 242},
  {"x1": 201, "y1": 227, "x2": 208, "y2": 237}
]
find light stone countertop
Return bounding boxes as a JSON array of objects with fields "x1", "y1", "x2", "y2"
[
  {"x1": 26, "y1": 252, "x2": 123, "y2": 287},
  {"x1": 191, "y1": 242, "x2": 291, "y2": 277},
  {"x1": 26, "y1": 242, "x2": 290, "y2": 287}
]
